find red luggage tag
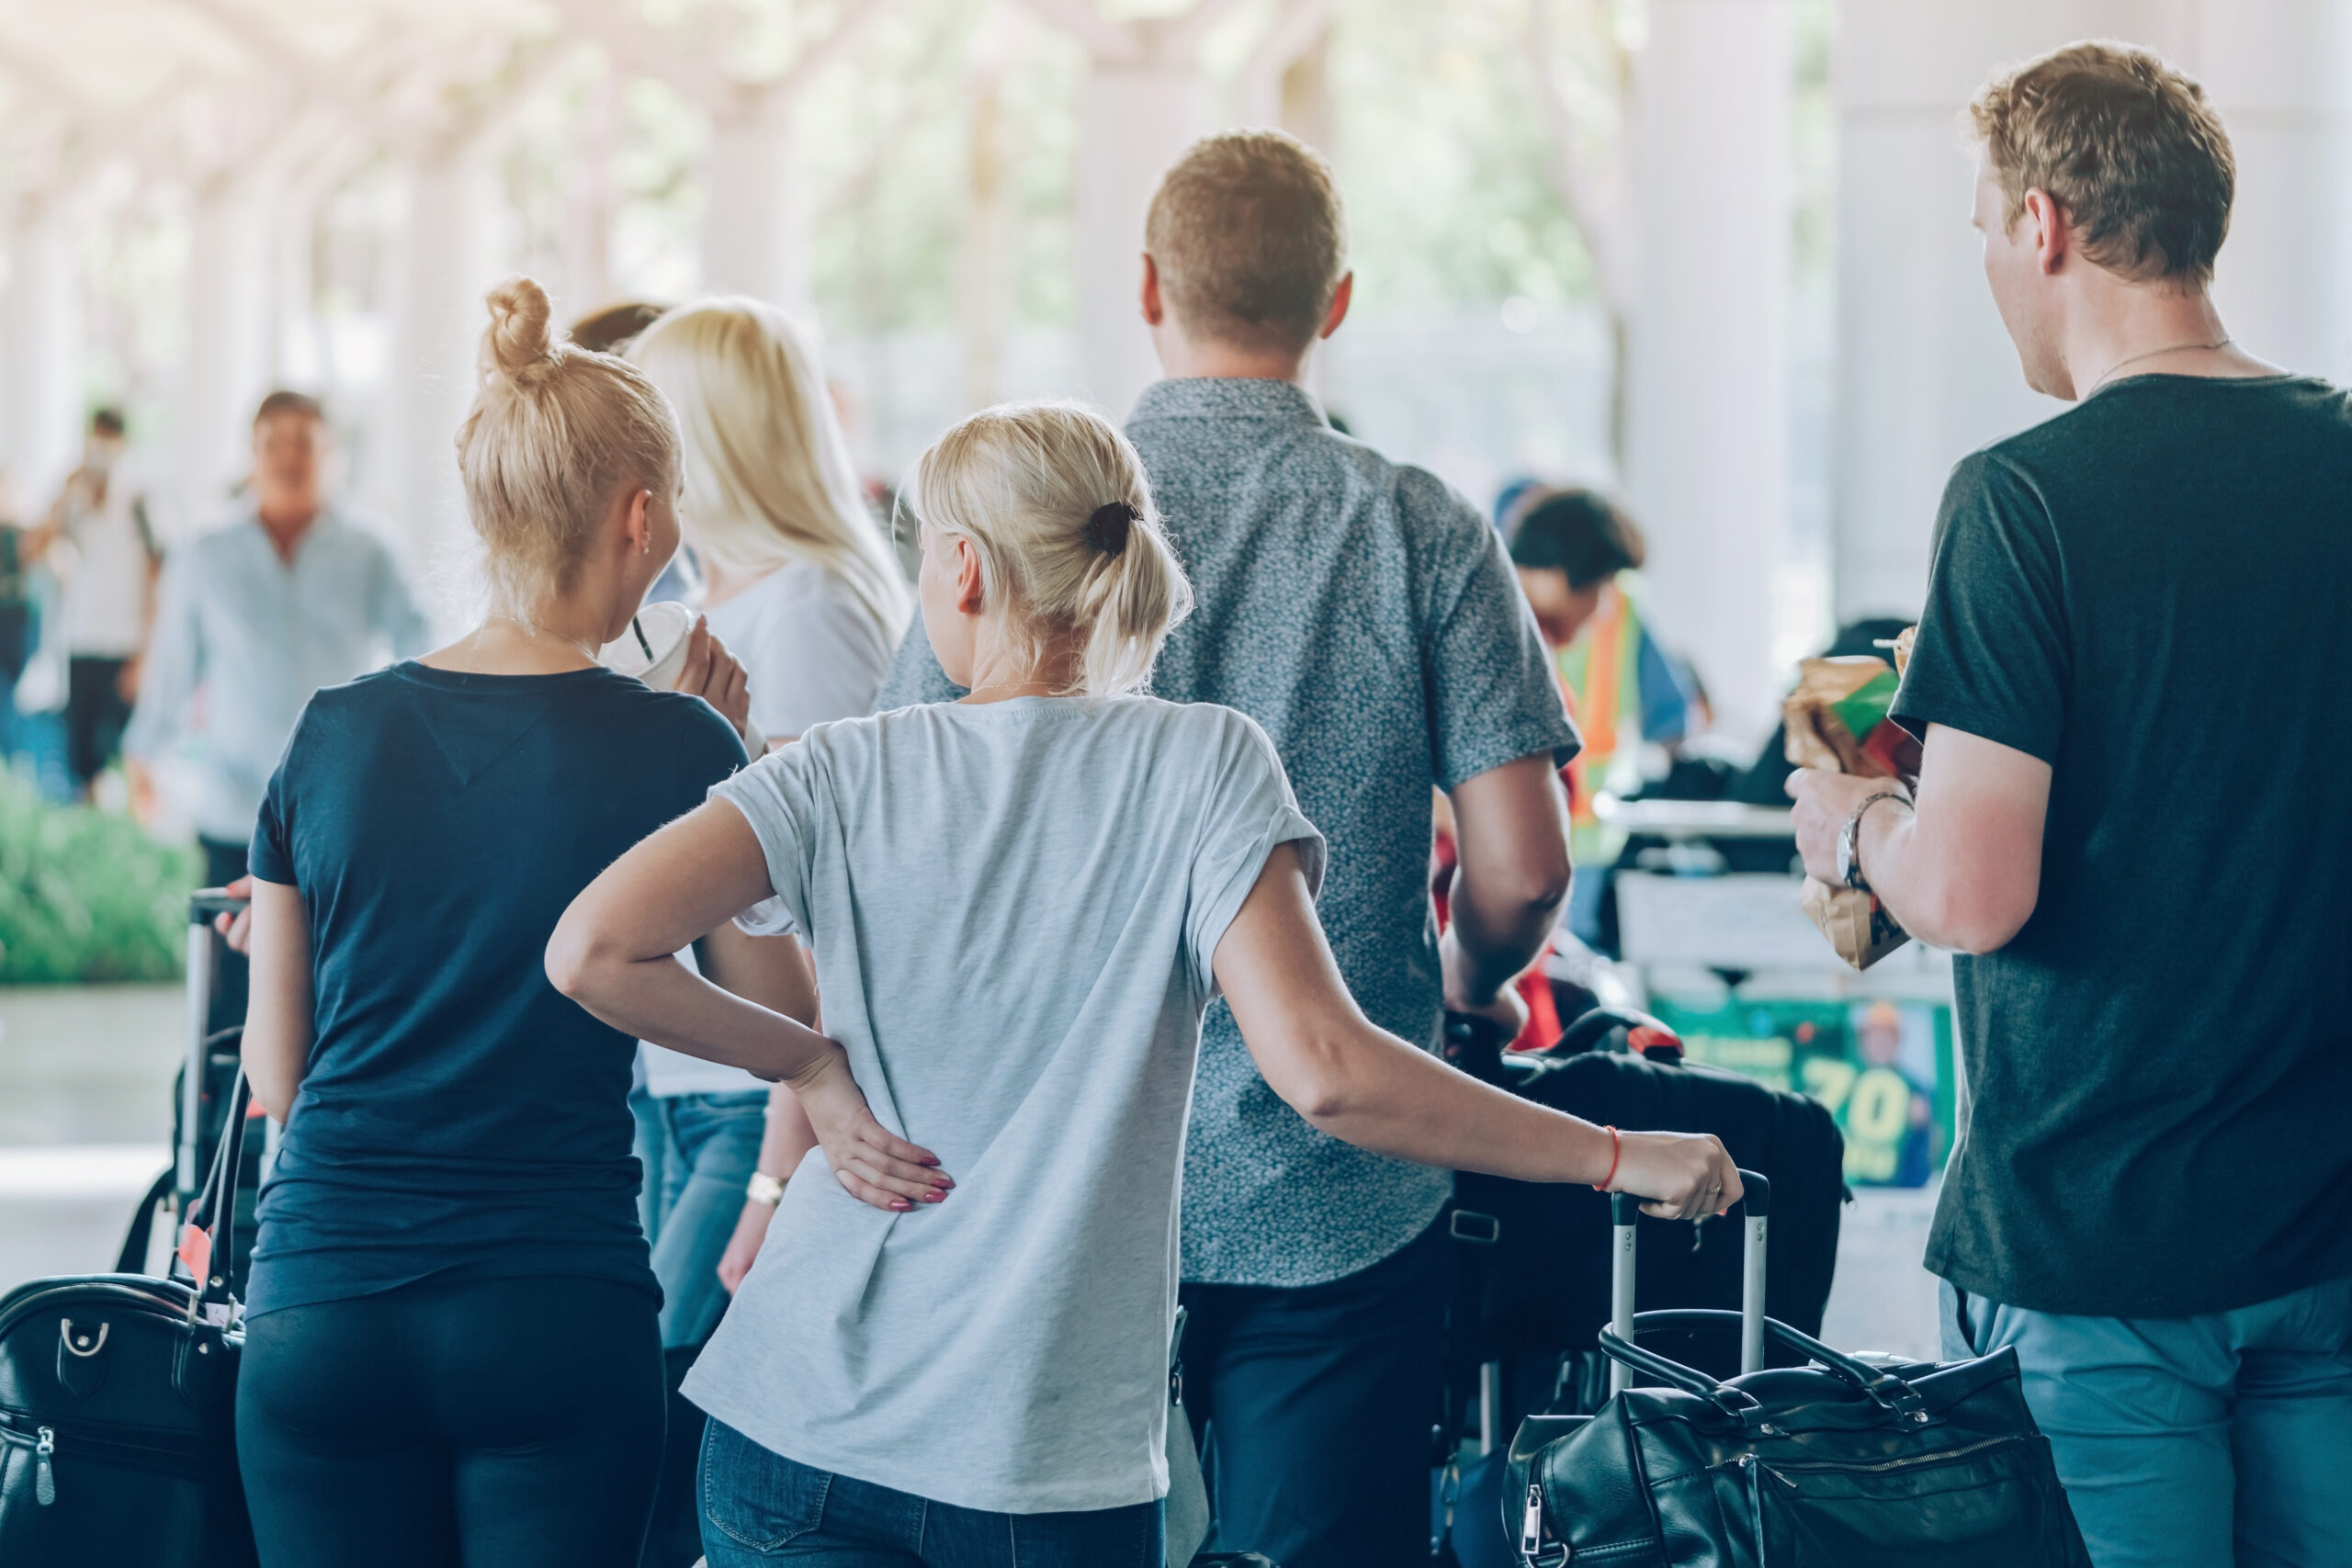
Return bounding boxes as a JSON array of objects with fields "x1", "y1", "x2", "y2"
[
  {"x1": 1627, "y1": 1025, "x2": 1684, "y2": 1063},
  {"x1": 177, "y1": 1223, "x2": 213, "y2": 1286}
]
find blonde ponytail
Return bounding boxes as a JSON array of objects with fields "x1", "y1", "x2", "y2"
[
  {"x1": 910, "y1": 401, "x2": 1192, "y2": 696},
  {"x1": 455, "y1": 276, "x2": 680, "y2": 624}
]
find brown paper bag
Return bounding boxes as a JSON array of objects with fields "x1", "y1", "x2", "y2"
[
  {"x1": 1801, "y1": 876, "x2": 1910, "y2": 971},
  {"x1": 1783, "y1": 657, "x2": 1899, "y2": 776},
  {"x1": 1788, "y1": 629, "x2": 1921, "y2": 970}
]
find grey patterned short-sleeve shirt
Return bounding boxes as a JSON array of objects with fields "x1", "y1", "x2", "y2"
[{"x1": 877, "y1": 377, "x2": 1577, "y2": 1287}]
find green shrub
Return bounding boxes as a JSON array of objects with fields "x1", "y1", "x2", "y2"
[{"x1": 0, "y1": 766, "x2": 198, "y2": 984}]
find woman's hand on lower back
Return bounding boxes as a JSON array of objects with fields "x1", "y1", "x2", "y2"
[
  {"x1": 790, "y1": 1045, "x2": 955, "y2": 1213},
  {"x1": 1610, "y1": 1131, "x2": 1743, "y2": 1221}
]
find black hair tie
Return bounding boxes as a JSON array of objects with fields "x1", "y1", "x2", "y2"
[{"x1": 1084, "y1": 501, "x2": 1137, "y2": 557}]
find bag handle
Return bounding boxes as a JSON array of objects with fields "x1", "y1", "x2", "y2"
[
  {"x1": 1600, "y1": 1310, "x2": 1931, "y2": 1427},
  {"x1": 175, "y1": 1068, "x2": 254, "y2": 1315},
  {"x1": 1555, "y1": 1006, "x2": 1681, "y2": 1059}
]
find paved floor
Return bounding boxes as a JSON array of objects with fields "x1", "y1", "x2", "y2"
[
  {"x1": 0, "y1": 984, "x2": 185, "y2": 1290},
  {"x1": 0, "y1": 984, "x2": 1948, "y2": 1359}
]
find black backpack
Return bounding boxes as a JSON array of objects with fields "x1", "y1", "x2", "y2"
[{"x1": 0, "y1": 1075, "x2": 257, "y2": 1566}]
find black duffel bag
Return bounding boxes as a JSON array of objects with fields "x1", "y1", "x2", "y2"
[
  {"x1": 0, "y1": 1073, "x2": 257, "y2": 1566},
  {"x1": 1508, "y1": 1304, "x2": 2092, "y2": 1567}
]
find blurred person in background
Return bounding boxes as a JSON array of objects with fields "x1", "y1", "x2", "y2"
[
  {"x1": 1789, "y1": 43, "x2": 2352, "y2": 1568},
  {"x1": 1502, "y1": 486, "x2": 1702, "y2": 818},
  {"x1": 620, "y1": 296, "x2": 913, "y2": 1566},
  {"x1": 631, "y1": 299, "x2": 911, "y2": 745},
  {"x1": 26, "y1": 408, "x2": 162, "y2": 798},
  {"x1": 126, "y1": 390, "x2": 428, "y2": 1032},
  {"x1": 1500, "y1": 485, "x2": 1702, "y2": 954},
  {"x1": 0, "y1": 471, "x2": 36, "y2": 756}
]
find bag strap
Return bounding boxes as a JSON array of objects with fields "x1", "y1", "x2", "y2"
[
  {"x1": 1600, "y1": 1308, "x2": 1930, "y2": 1427},
  {"x1": 175, "y1": 1068, "x2": 253, "y2": 1315}
]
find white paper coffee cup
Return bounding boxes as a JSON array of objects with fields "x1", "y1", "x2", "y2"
[{"x1": 599, "y1": 600, "x2": 765, "y2": 752}]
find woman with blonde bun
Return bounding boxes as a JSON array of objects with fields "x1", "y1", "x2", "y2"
[
  {"x1": 621, "y1": 298, "x2": 910, "y2": 1369},
  {"x1": 232, "y1": 277, "x2": 820, "y2": 1568},
  {"x1": 550, "y1": 401, "x2": 1740, "y2": 1568}
]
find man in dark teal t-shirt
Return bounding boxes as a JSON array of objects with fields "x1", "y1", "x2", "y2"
[{"x1": 1788, "y1": 43, "x2": 2352, "y2": 1568}]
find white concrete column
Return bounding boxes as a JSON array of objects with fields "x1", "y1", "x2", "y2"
[
  {"x1": 1, "y1": 198, "x2": 85, "y2": 501},
  {"x1": 177, "y1": 179, "x2": 276, "y2": 531},
  {"x1": 1622, "y1": 0, "x2": 1793, "y2": 744},
  {"x1": 701, "y1": 103, "x2": 808, "y2": 310},
  {"x1": 2187, "y1": 0, "x2": 2352, "y2": 381},
  {"x1": 564, "y1": 67, "x2": 622, "y2": 313},
  {"x1": 1073, "y1": 40, "x2": 1212, "y2": 420},
  {"x1": 382, "y1": 150, "x2": 499, "y2": 577}
]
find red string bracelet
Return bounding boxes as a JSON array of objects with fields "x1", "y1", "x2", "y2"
[{"x1": 1593, "y1": 1124, "x2": 1621, "y2": 1192}]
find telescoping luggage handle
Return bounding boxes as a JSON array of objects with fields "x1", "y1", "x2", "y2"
[
  {"x1": 1606, "y1": 1168, "x2": 1770, "y2": 1395},
  {"x1": 1599, "y1": 1167, "x2": 1929, "y2": 1428},
  {"x1": 176, "y1": 890, "x2": 249, "y2": 1203}
]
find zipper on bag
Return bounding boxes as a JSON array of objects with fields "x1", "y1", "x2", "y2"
[
  {"x1": 35, "y1": 1426, "x2": 54, "y2": 1506},
  {"x1": 1759, "y1": 1432, "x2": 2022, "y2": 1480}
]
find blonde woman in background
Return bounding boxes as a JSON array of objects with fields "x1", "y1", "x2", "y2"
[
  {"x1": 623, "y1": 299, "x2": 913, "y2": 1563},
  {"x1": 630, "y1": 298, "x2": 910, "y2": 744}
]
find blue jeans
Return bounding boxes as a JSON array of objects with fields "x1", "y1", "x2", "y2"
[
  {"x1": 697, "y1": 1419, "x2": 1164, "y2": 1567},
  {"x1": 643, "y1": 1089, "x2": 769, "y2": 1349},
  {"x1": 1943, "y1": 1274, "x2": 2352, "y2": 1568}
]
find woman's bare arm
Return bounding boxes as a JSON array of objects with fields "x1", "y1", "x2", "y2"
[
  {"x1": 243, "y1": 879, "x2": 313, "y2": 1122},
  {"x1": 1213, "y1": 843, "x2": 1740, "y2": 1220},
  {"x1": 548, "y1": 800, "x2": 951, "y2": 1210}
]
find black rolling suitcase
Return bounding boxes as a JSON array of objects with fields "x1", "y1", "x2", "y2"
[
  {"x1": 1501, "y1": 1180, "x2": 2092, "y2": 1568},
  {"x1": 1442, "y1": 1010, "x2": 1845, "y2": 1431},
  {"x1": 0, "y1": 1060, "x2": 260, "y2": 1566}
]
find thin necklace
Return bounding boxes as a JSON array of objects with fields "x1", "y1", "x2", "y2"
[
  {"x1": 964, "y1": 680, "x2": 1059, "y2": 701},
  {"x1": 489, "y1": 615, "x2": 600, "y2": 665},
  {"x1": 2093, "y1": 336, "x2": 2232, "y2": 392}
]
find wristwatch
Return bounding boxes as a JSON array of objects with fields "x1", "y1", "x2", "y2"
[
  {"x1": 1838, "y1": 791, "x2": 1909, "y2": 892},
  {"x1": 745, "y1": 1171, "x2": 787, "y2": 1208}
]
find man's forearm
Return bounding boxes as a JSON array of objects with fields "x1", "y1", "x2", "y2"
[
  {"x1": 1442, "y1": 881, "x2": 1566, "y2": 1003},
  {"x1": 1442, "y1": 755, "x2": 1573, "y2": 1005},
  {"x1": 1856, "y1": 795, "x2": 2020, "y2": 955}
]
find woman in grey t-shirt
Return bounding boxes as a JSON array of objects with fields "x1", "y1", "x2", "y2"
[{"x1": 551, "y1": 402, "x2": 1739, "y2": 1566}]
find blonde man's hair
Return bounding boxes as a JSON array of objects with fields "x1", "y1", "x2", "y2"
[
  {"x1": 456, "y1": 277, "x2": 680, "y2": 624},
  {"x1": 1145, "y1": 129, "x2": 1347, "y2": 355},
  {"x1": 1967, "y1": 40, "x2": 2233, "y2": 288},
  {"x1": 628, "y1": 299, "x2": 911, "y2": 643},
  {"x1": 910, "y1": 401, "x2": 1193, "y2": 697}
]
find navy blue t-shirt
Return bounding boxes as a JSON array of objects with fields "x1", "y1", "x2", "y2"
[{"x1": 244, "y1": 661, "x2": 746, "y2": 1316}]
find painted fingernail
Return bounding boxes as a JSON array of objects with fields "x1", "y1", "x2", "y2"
[
  {"x1": 933, "y1": 1177, "x2": 954, "y2": 1189},
  {"x1": 889, "y1": 1198, "x2": 911, "y2": 1212},
  {"x1": 923, "y1": 1189, "x2": 946, "y2": 1203},
  {"x1": 920, "y1": 1156, "x2": 940, "y2": 1167}
]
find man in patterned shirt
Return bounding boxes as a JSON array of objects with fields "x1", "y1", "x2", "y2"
[{"x1": 876, "y1": 130, "x2": 1577, "y2": 1567}]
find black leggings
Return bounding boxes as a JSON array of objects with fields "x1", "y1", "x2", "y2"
[{"x1": 236, "y1": 1273, "x2": 664, "y2": 1568}]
